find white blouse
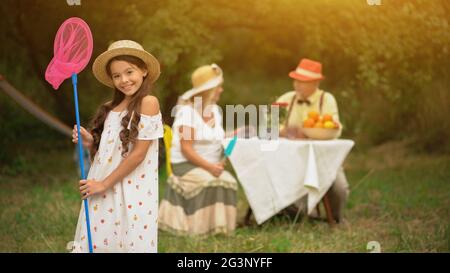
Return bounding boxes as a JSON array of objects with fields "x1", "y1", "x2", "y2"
[{"x1": 170, "y1": 104, "x2": 225, "y2": 164}]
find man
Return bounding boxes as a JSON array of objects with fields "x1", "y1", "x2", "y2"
[{"x1": 276, "y1": 58, "x2": 349, "y2": 223}]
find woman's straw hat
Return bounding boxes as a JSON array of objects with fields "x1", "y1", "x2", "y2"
[
  {"x1": 180, "y1": 64, "x2": 223, "y2": 100},
  {"x1": 92, "y1": 40, "x2": 160, "y2": 88}
]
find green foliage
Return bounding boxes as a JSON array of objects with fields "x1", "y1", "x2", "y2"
[{"x1": 0, "y1": 0, "x2": 449, "y2": 153}]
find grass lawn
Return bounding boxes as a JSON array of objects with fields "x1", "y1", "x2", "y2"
[{"x1": 0, "y1": 140, "x2": 449, "y2": 252}]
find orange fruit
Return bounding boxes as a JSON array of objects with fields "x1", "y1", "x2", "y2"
[
  {"x1": 323, "y1": 114, "x2": 333, "y2": 122},
  {"x1": 314, "y1": 121, "x2": 324, "y2": 128},
  {"x1": 324, "y1": 121, "x2": 335, "y2": 129},
  {"x1": 308, "y1": 111, "x2": 320, "y2": 122},
  {"x1": 303, "y1": 118, "x2": 315, "y2": 128}
]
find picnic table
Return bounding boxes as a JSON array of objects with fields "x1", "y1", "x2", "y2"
[{"x1": 223, "y1": 137, "x2": 354, "y2": 225}]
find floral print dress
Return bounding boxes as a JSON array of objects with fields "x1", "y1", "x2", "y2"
[{"x1": 71, "y1": 110, "x2": 163, "y2": 253}]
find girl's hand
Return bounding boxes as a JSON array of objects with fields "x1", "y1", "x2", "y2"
[
  {"x1": 79, "y1": 179, "x2": 107, "y2": 199},
  {"x1": 207, "y1": 162, "x2": 224, "y2": 178},
  {"x1": 72, "y1": 125, "x2": 94, "y2": 149}
]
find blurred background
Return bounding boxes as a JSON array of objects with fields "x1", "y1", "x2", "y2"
[{"x1": 0, "y1": 0, "x2": 449, "y2": 252}]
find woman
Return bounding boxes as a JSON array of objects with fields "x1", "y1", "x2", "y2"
[{"x1": 158, "y1": 64, "x2": 238, "y2": 236}]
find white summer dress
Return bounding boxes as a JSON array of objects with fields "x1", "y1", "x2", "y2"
[{"x1": 71, "y1": 110, "x2": 163, "y2": 253}]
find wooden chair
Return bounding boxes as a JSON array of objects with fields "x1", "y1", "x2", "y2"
[
  {"x1": 316, "y1": 191, "x2": 336, "y2": 227},
  {"x1": 243, "y1": 190, "x2": 336, "y2": 227}
]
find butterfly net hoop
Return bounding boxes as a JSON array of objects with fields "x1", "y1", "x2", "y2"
[{"x1": 45, "y1": 17, "x2": 93, "y2": 89}]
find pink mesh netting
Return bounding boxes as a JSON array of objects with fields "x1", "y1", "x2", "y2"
[{"x1": 45, "y1": 17, "x2": 93, "y2": 89}]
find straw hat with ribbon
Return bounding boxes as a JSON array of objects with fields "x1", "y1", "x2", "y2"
[
  {"x1": 92, "y1": 40, "x2": 160, "y2": 88},
  {"x1": 180, "y1": 63, "x2": 223, "y2": 101},
  {"x1": 289, "y1": 58, "x2": 324, "y2": 82}
]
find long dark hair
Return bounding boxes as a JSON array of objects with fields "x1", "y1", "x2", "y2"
[{"x1": 89, "y1": 55, "x2": 153, "y2": 158}]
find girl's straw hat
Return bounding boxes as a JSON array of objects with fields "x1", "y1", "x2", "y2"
[
  {"x1": 92, "y1": 40, "x2": 160, "y2": 88},
  {"x1": 180, "y1": 64, "x2": 223, "y2": 100}
]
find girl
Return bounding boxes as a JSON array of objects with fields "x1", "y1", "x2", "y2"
[
  {"x1": 158, "y1": 64, "x2": 238, "y2": 236},
  {"x1": 70, "y1": 40, "x2": 163, "y2": 253}
]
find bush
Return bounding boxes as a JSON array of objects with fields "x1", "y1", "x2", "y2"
[{"x1": 1, "y1": 0, "x2": 448, "y2": 153}]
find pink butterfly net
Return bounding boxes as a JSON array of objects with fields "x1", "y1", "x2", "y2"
[
  {"x1": 45, "y1": 17, "x2": 93, "y2": 89},
  {"x1": 44, "y1": 17, "x2": 95, "y2": 253}
]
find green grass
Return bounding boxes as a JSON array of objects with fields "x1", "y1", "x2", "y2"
[{"x1": 0, "y1": 140, "x2": 449, "y2": 252}]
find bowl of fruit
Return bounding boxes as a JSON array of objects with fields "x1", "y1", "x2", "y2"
[{"x1": 301, "y1": 111, "x2": 340, "y2": 140}]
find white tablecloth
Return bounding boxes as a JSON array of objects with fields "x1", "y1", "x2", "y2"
[{"x1": 222, "y1": 138, "x2": 354, "y2": 224}]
